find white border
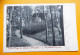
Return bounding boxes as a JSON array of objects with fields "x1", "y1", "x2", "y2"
[{"x1": 3, "y1": 3, "x2": 78, "y2": 52}]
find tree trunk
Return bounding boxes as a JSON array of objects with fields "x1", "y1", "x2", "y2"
[
  {"x1": 60, "y1": 6, "x2": 65, "y2": 45},
  {"x1": 8, "y1": 6, "x2": 14, "y2": 47},
  {"x1": 49, "y1": 6, "x2": 55, "y2": 46},
  {"x1": 45, "y1": 14, "x2": 48, "y2": 42},
  {"x1": 20, "y1": 7, "x2": 23, "y2": 38},
  {"x1": 43, "y1": 6, "x2": 48, "y2": 42}
]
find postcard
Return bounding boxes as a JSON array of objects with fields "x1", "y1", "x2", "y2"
[{"x1": 3, "y1": 3, "x2": 78, "y2": 52}]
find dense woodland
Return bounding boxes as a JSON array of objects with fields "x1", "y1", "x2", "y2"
[{"x1": 6, "y1": 5, "x2": 64, "y2": 47}]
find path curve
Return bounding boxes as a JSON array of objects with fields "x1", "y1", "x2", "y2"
[{"x1": 15, "y1": 30, "x2": 49, "y2": 46}]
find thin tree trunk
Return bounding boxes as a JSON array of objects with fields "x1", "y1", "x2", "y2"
[
  {"x1": 49, "y1": 6, "x2": 55, "y2": 46},
  {"x1": 8, "y1": 6, "x2": 14, "y2": 47},
  {"x1": 27, "y1": 7, "x2": 30, "y2": 34},
  {"x1": 20, "y1": 7, "x2": 23, "y2": 38},
  {"x1": 60, "y1": 6, "x2": 65, "y2": 45},
  {"x1": 45, "y1": 14, "x2": 48, "y2": 42},
  {"x1": 43, "y1": 6, "x2": 48, "y2": 42}
]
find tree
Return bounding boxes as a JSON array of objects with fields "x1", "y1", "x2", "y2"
[
  {"x1": 43, "y1": 6, "x2": 48, "y2": 42},
  {"x1": 20, "y1": 6, "x2": 24, "y2": 38},
  {"x1": 49, "y1": 6, "x2": 55, "y2": 46},
  {"x1": 59, "y1": 6, "x2": 64, "y2": 45},
  {"x1": 8, "y1": 6, "x2": 14, "y2": 47}
]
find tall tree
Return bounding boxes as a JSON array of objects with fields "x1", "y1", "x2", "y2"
[
  {"x1": 20, "y1": 6, "x2": 23, "y2": 38},
  {"x1": 8, "y1": 6, "x2": 14, "y2": 47},
  {"x1": 43, "y1": 6, "x2": 48, "y2": 42},
  {"x1": 49, "y1": 6, "x2": 55, "y2": 46},
  {"x1": 59, "y1": 6, "x2": 64, "y2": 45}
]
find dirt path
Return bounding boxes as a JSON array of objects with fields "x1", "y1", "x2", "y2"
[{"x1": 15, "y1": 30, "x2": 49, "y2": 46}]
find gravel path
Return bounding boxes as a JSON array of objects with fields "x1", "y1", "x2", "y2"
[{"x1": 15, "y1": 30, "x2": 49, "y2": 46}]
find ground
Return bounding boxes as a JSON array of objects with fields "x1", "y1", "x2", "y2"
[{"x1": 14, "y1": 30, "x2": 49, "y2": 46}]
